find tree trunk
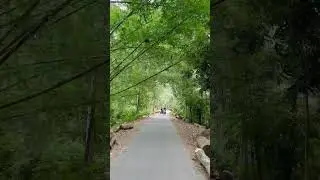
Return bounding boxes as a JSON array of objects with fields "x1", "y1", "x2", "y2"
[
  {"x1": 189, "y1": 106, "x2": 192, "y2": 123},
  {"x1": 84, "y1": 72, "x2": 96, "y2": 163},
  {"x1": 185, "y1": 101, "x2": 187, "y2": 119},
  {"x1": 304, "y1": 92, "x2": 310, "y2": 180},
  {"x1": 241, "y1": 137, "x2": 249, "y2": 179},
  {"x1": 254, "y1": 139, "x2": 264, "y2": 180},
  {"x1": 136, "y1": 90, "x2": 140, "y2": 114},
  {"x1": 198, "y1": 107, "x2": 202, "y2": 125}
]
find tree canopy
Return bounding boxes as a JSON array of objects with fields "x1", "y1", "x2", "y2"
[{"x1": 110, "y1": 0, "x2": 210, "y2": 128}]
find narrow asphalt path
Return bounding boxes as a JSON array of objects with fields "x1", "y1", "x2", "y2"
[{"x1": 110, "y1": 114, "x2": 206, "y2": 180}]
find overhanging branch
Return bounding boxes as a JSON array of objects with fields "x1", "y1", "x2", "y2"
[
  {"x1": 0, "y1": 60, "x2": 107, "y2": 110},
  {"x1": 111, "y1": 59, "x2": 183, "y2": 96}
]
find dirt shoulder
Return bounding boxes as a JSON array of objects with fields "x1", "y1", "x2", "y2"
[
  {"x1": 171, "y1": 116, "x2": 209, "y2": 179},
  {"x1": 110, "y1": 116, "x2": 150, "y2": 160}
]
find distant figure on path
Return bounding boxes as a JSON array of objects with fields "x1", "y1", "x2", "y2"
[
  {"x1": 163, "y1": 107, "x2": 166, "y2": 114},
  {"x1": 160, "y1": 108, "x2": 163, "y2": 114}
]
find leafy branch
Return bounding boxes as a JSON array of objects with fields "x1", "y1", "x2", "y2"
[
  {"x1": 110, "y1": 15, "x2": 192, "y2": 81},
  {"x1": 0, "y1": 60, "x2": 107, "y2": 110},
  {"x1": 111, "y1": 58, "x2": 183, "y2": 96}
]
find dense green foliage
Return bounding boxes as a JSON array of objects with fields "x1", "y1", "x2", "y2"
[
  {"x1": 204, "y1": 0, "x2": 320, "y2": 179},
  {"x1": 0, "y1": 1, "x2": 107, "y2": 179},
  {"x1": 4, "y1": 0, "x2": 320, "y2": 180},
  {"x1": 110, "y1": 0, "x2": 210, "y2": 128}
]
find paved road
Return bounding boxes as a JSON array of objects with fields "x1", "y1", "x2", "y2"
[{"x1": 110, "y1": 114, "x2": 206, "y2": 180}]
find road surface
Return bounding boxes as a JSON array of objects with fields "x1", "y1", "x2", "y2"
[{"x1": 110, "y1": 114, "x2": 206, "y2": 180}]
